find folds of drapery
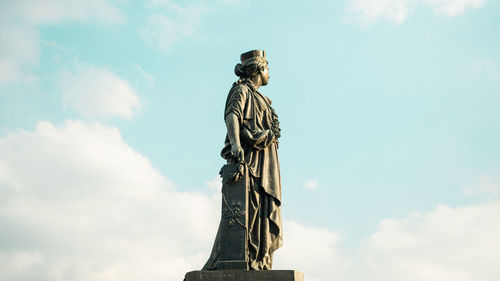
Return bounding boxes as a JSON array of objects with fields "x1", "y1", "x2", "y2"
[
  {"x1": 202, "y1": 173, "x2": 282, "y2": 270},
  {"x1": 204, "y1": 80, "x2": 282, "y2": 270}
]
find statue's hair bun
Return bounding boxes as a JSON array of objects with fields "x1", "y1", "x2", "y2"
[{"x1": 234, "y1": 63, "x2": 245, "y2": 77}]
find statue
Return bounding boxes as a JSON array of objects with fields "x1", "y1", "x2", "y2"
[
  {"x1": 203, "y1": 50, "x2": 283, "y2": 270},
  {"x1": 184, "y1": 50, "x2": 302, "y2": 281}
]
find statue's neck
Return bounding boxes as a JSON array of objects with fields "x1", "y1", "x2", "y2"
[{"x1": 250, "y1": 75, "x2": 262, "y2": 90}]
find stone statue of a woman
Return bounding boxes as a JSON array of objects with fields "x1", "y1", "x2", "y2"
[{"x1": 203, "y1": 50, "x2": 282, "y2": 270}]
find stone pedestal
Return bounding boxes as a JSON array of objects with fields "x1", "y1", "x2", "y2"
[
  {"x1": 184, "y1": 270, "x2": 303, "y2": 281},
  {"x1": 218, "y1": 165, "x2": 249, "y2": 270}
]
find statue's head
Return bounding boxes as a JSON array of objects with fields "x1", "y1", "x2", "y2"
[{"x1": 234, "y1": 50, "x2": 269, "y2": 86}]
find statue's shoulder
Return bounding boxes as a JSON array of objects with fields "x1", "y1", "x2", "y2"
[
  {"x1": 231, "y1": 82, "x2": 250, "y2": 92},
  {"x1": 229, "y1": 82, "x2": 250, "y2": 98}
]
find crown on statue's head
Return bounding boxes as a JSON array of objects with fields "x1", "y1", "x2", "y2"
[{"x1": 240, "y1": 50, "x2": 266, "y2": 63}]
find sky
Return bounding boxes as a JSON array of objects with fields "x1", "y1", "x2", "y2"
[{"x1": 1, "y1": 0, "x2": 500, "y2": 281}]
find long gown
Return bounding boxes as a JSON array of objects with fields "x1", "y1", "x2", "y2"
[{"x1": 203, "y1": 78, "x2": 282, "y2": 270}]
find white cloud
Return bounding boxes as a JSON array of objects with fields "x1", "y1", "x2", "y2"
[
  {"x1": 346, "y1": 0, "x2": 485, "y2": 25},
  {"x1": 140, "y1": 1, "x2": 210, "y2": 52},
  {"x1": 304, "y1": 180, "x2": 319, "y2": 190},
  {"x1": 133, "y1": 63, "x2": 155, "y2": 85},
  {"x1": 423, "y1": 0, "x2": 484, "y2": 16},
  {"x1": 205, "y1": 176, "x2": 222, "y2": 193},
  {"x1": 5, "y1": 0, "x2": 123, "y2": 25},
  {"x1": 57, "y1": 62, "x2": 141, "y2": 119},
  {"x1": 0, "y1": 0, "x2": 123, "y2": 85},
  {"x1": 140, "y1": 0, "x2": 241, "y2": 52},
  {"x1": 347, "y1": 0, "x2": 418, "y2": 25},
  {"x1": 274, "y1": 221, "x2": 356, "y2": 281},
  {"x1": 276, "y1": 203, "x2": 500, "y2": 281},
  {"x1": 0, "y1": 120, "x2": 220, "y2": 281},
  {"x1": 0, "y1": 23, "x2": 40, "y2": 85},
  {"x1": 469, "y1": 58, "x2": 496, "y2": 72},
  {"x1": 469, "y1": 58, "x2": 500, "y2": 82},
  {"x1": 360, "y1": 202, "x2": 500, "y2": 281},
  {"x1": 462, "y1": 173, "x2": 500, "y2": 198}
]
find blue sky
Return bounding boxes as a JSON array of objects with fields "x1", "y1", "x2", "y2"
[{"x1": 1, "y1": 1, "x2": 499, "y2": 281}]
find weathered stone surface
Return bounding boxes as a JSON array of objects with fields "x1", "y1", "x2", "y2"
[
  {"x1": 184, "y1": 270, "x2": 303, "y2": 281},
  {"x1": 203, "y1": 50, "x2": 282, "y2": 271},
  {"x1": 218, "y1": 167, "x2": 249, "y2": 270}
]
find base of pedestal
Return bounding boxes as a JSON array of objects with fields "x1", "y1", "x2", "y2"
[{"x1": 184, "y1": 270, "x2": 303, "y2": 281}]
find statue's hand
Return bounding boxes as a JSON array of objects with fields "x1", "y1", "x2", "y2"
[
  {"x1": 231, "y1": 144, "x2": 244, "y2": 162},
  {"x1": 266, "y1": 129, "x2": 275, "y2": 140}
]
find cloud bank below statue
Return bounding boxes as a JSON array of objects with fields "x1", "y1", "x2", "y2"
[
  {"x1": 0, "y1": 120, "x2": 498, "y2": 281},
  {"x1": 0, "y1": 120, "x2": 218, "y2": 281}
]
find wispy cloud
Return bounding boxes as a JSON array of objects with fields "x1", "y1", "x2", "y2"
[
  {"x1": 132, "y1": 63, "x2": 156, "y2": 85},
  {"x1": 5, "y1": 0, "x2": 123, "y2": 25},
  {"x1": 140, "y1": 0, "x2": 240, "y2": 52},
  {"x1": 0, "y1": 23, "x2": 40, "y2": 85},
  {"x1": 346, "y1": 0, "x2": 418, "y2": 25},
  {"x1": 0, "y1": 0, "x2": 124, "y2": 86},
  {"x1": 346, "y1": 0, "x2": 485, "y2": 26},
  {"x1": 57, "y1": 62, "x2": 141, "y2": 119},
  {"x1": 462, "y1": 172, "x2": 500, "y2": 199},
  {"x1": 140, "y1": 1, "x2": 210, "y2": 53},
  {"x1": 469, "y1": 58, "x2": 500, "y2": 82},
  {"x1": 423, "y1": 0, "x2": 484, "y2": 17},
  {"x1": 305, "y1": 179, "x2": 319, "y2": 190}
]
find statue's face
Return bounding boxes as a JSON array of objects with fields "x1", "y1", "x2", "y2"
[{"x1": 260, "y1": 64, "x2": 270, "y2": 86}]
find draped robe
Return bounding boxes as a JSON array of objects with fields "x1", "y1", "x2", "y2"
[{"x1": 203, "y1": 79, "x2": 282, "y2": 270}]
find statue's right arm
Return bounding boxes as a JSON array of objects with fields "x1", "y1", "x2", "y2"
[{"x1": 225, "y1": 113, "x2": 244, "y2": 162}]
